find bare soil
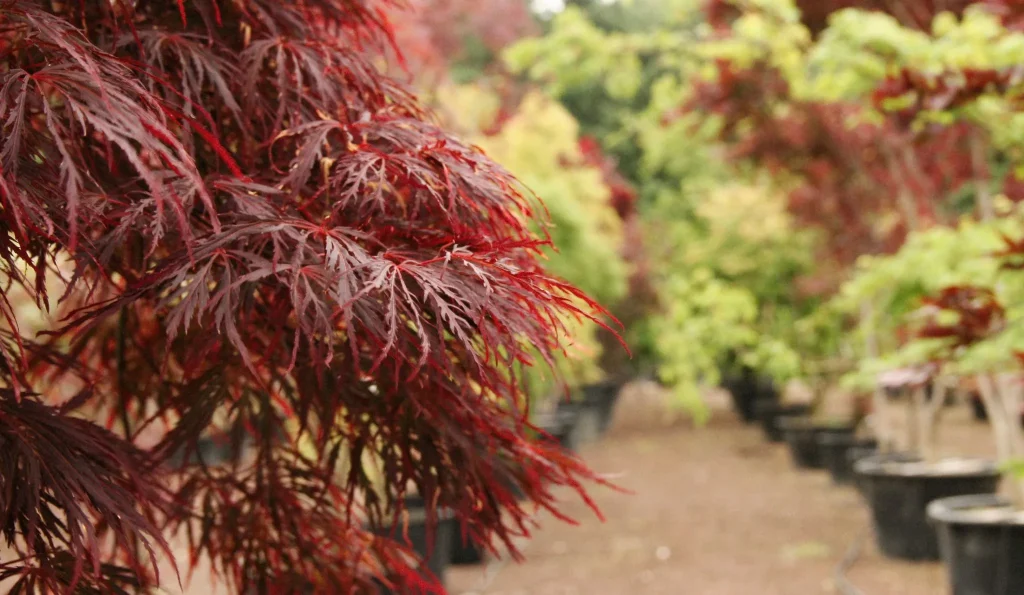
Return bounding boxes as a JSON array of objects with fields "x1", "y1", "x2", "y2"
[{"x1": 448, "y1": 383, "x2": 997, "y2": 595}]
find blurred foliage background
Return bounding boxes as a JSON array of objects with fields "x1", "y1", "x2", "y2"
[{"x1": 379, "y1": 0, "x2": 1024, "y2": 419}]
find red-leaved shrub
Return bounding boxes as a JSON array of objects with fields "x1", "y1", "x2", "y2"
[{"x1": 0, "y1": 1, "x2": 610, "y2": 593}]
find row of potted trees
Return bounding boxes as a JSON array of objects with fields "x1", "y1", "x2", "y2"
[
  {"x1": 729, "y1": 218, "x2": 1024, "y2": 594},
  {"x1": 695, "y1": 3, "x2": 1024, "y2": 592},
  {"x1": 736, "y1": 372, "x2": 1014, "y2": 594}
]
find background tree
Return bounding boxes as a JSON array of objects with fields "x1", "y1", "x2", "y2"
[{"x1": 386, "y1": 0, "x2": 538, "y2": 83}]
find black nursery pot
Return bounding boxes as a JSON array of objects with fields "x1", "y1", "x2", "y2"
[
  {"x1": 375, "y1": 497, "x2": 458, "y2": 592},
  {"x1": 851, "y1": 449, "x2": 913, "y2": 498},
  {"x1": 450, "y1": 533, "x2": 485, "y2": 566},
  {"x1": 779, "y1": 417, "x2": 855, "y2": 469},
  {"x1": 818, "y1": 434, "x2": 878, "y2": 486},
  {"x1": 855, "y1": 456, "x2": 1001, "y2": 561},
  {"x1": 928, "y1": 494, "x2": 1024, "y2": 595},
  {"x1": 970, "y1": 393, "x2": 988, "y2": 422},
  {"x1": 723, "y1": 369, "x2": 777, "y2": 424},
  {"x1": 554, "y1": 400, "x2": 603, "y2": 449},
  {"x1": 533, "y1": 409, "x2": 579, "y2": 451},
  {"x1": 755, "y1": 401, "x2": 811, "y2": 443},
  {"x1": 579, "y1": 381, "x2": 624, "y2": 435}
]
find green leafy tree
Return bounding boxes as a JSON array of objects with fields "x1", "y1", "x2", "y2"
[{"x1": 507, "y1": 1, "x2": 831, "y2": 412}]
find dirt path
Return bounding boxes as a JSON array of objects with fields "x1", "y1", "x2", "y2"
[{"x1": 449, "y1": 388, "x2": 995, "y2": 595}]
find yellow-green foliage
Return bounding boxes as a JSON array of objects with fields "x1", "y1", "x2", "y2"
[
  {"x1": 473, "y1": 93, "x2": 628, "y2": 305},
  {"x1": 434, "y1": 85, "x2": 628, "y2": 398},
  {"x1": 655, "y1": 268, "x2": 758, "y2": 418},
  {"x1": 653, "y1": 182, "x2": 808, "y2": 416},
  {"x1": 696, "y1": 0, "x2": 808, "y2": 77},
  {"x1": 836, "y1": 211, "x2": 1024, "y2": 387},
  {"x1": 801, "y1": 6, "x2": 1024, "y2": 146},
  {"x1": 686, "y1": 182, "x2": 812, "y2": 293},
  {"x1": 504, "y1": 8, "x2": 645, "y2": 102}
]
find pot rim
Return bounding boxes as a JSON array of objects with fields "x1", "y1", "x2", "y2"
[
  {"x1": 534, "y1": 409, "x2": 577, "y2": 426},
  {"x1": 854, "y1": 455, "x2": 999, "y2": 478},
  {"x1": 778, "y1": 416, "x2": 856, "y2": 432},
  {"x1": 817, "y1": 433, "x2": 878, "y2": 447},
  {"x1": 388, "y1": 497, "x2": 458, "y2": 524},
  {"x1": 760, "y1": 402, "x2": 811, "y2": 413},
  {"x1": 927, "y1": 494, "x2": 1024, "y2": 526}
]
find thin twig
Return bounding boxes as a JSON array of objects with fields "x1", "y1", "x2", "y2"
[{"x1": 834, "y1": 523, "x2": 870, "y2": 595}]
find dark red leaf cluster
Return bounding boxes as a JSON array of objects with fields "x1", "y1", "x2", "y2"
[
  {"x1": 796, "y1": 0, "x2": 975, "y2": 34},
  {"x1": 0, "y1": 390, "x2": 170, "y2": 593},
  {"x1": 916, "y1": 286, "x2": 1006, "y2": 348},
  {"x1": 387, "y1": 0, "x2": 537, "y2": 76},
  {"x1": 993, "y1": 231, "x2": 1024, "y2": 269},
  {"x1": 702, "y1": 0, "x2": 743, "y2": 32},
  {"x1": 707, "y1": 0, "x2": 977, "y2": 36},
  {"x1": 683, "y1": 58, "x2": 975, "y2": 274},
  {"x1": 984, "y1": 0, "x2": 1024, "y2": 30},
  {"x1": 873, "y1": 67, "x2": 1024, "y2": 128},
  {"x1": 1002, "y1": 170, "x2": 1024, "y2": 203},
  {"x1": 576, "y1": 136, "x2": 637, "y2": 219},
  {"x1": 0, "y1": 1, "x2": 612, "y2": 593}
]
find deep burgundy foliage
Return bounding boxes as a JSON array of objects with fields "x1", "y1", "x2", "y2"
[
  {"x1": 683, "y1": 2, "x2": 1000, "y2": 294},
  {"x1": 683, "y1": 61, "x2": 975, "y2": 271},
  {"x1": 577, "y1": 136, "x2": 637, "y2": 219},
  {"x1": 873, "y1": 66, "x2": 1024, "y2": 129},
  {"x1": 387, "y1": 0, "x2": 537, "y2": 76},
  {"x1": 996, "y1": 232, "x2": 1024, "y2": 269},
  {"x1": 795, "y1": 0, "x2": 975, "y2": 33},
  {"x1": 0, "y1": 1, "x2": 612, "y2": 593},
  {"x1": 916, "y1": 286, "x2": 1006, "y2": 348}
]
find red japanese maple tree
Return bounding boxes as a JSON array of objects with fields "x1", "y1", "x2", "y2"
[
  {"x1": 386, "y1": 0, "x2": 536, "y2": 76},
  {"x1": 687, "y1": 1, "x2": 996, "y2": 295},
  {"x1": 0, "y1": 1, "x2": 610, "y2": 593}
]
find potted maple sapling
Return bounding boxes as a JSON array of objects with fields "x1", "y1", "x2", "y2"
[
  {"x1": 784, "y1": 320, "x2": 876, "y2": 484},
  {"x1": 775, "y1": 355, "x2": 868, "y2": 473},
  {"x1": 846, "y1": 292, "x2": 1003, "y2": 561},
  {"x1": 750, "y1": 306, "x2": 845, "y2": 443},
  {"x1": 0, "y1": 3, "x2": 621, "y2": 594},
  {"x1": 648, "y1": 179, "x2": 809, "y2": 424},
  {"x1": 768, "y1": 362, "x2": 865, "y2": 477},
  {"x1": 834, "y1": 219, "x2": 1017, "y2": 560},
  {"x1": 924, "y1": 240, "x2": 1024, "y2": 595}
]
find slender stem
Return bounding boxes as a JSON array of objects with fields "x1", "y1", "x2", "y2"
[
  {"x1": 978, "y1": 373, "x2": 1024, "y2": 507},
  {"x1": 920, "y1": 378, "x2": 947, "y2": 464},
  {"x1": 995, "y1": 373, "x2": 1024, "y2": 507},
  {"x1": 115, "y1": 305, "x2": 141, "y2": 566},
  {"x1": 971, "y1": 131, "x2": 994, "y2": 222},
  {"x1": 908, "y1": 387, "x2": 923, "y2": 456},
  {"x1": 116, "y1": 306, "x2": 131, "y2": 440},
  {"x1": 861, "y1": 301, "x2": 894, "y2": 450},
  {"x1": 884, "y1": 142, "x2": 923, "y2": 232}
]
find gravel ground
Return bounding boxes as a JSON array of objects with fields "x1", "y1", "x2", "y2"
[{"x1": 448, "y1": 384, "x2": 997, "y2": 595}]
